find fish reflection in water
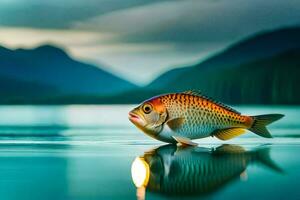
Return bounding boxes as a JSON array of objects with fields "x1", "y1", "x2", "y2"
[{"x1": 131, "y1": 144, "x2": 282, "y2": 199}]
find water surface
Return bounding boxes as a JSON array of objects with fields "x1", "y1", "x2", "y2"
[{"x1": 0, "y1": 105, "x2": 299, "y2": 200}]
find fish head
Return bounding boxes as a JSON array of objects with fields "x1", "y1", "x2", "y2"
[{"x1": 129, "y1": 98, "x2": 167, "y2": 136}]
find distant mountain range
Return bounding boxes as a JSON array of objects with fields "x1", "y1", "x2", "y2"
[
  {"x1": 0, "y1": 27, "x2": 299, "y2": 104},
  {"x1": 148, "y1": 27, "x2": 300, "y2": 90},
  {"x1": 0, "y1": 45, "x2": 137, "y2": 103},
  {"x1": 143, "y1": 27, "x2": 300, "y2": 104}
]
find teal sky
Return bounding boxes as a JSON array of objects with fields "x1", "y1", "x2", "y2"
[{"x1": 0, "y1": 0, "x2": 300, "y2": 85}]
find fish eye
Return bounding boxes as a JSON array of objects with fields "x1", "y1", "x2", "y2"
[{"x1": 142, "y1": 104, "x2": 152, "y2": 114}]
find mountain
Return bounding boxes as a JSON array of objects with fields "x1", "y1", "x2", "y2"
[
  {"x1": 144, "y1": 27, "x2": 300, "y2": 104},
  {"x1": 1, "y1": 27, "x2": 299, "y2": 104},
  {"x1": 175, "y1": 49, "x2": 300, "y2": 104},
  {"x1": 0, "y1": 44, "x2": 137, "y2": 103},
  {"x1": 148, "y1": 27, "x2": 300, "y2": 90},
  {"x1": 0, "y1": 76, "x2": 58, "y2": 104}
]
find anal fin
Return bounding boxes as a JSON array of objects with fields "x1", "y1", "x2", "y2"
[
  {"x1": 172, "y1": 136, "x2": 198, "y2": 146},
  {"x1": 213, "y1": 128, "x2": 246, "y2": 141}
]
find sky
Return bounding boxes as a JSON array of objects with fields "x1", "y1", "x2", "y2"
[{"x1": 0, "y1": 0, "x2": 300, "y2": 85}]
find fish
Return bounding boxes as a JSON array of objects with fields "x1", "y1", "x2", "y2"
[
  {"x1": 128, "y1": 91, "x2": 284, "y2": 144},
  {"x1": 131, "y1": 144, "x2": 282, "y2": 198}
]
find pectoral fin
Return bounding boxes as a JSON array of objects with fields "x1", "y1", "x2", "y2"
[
  {"x1": 167, "y1": 117, "x2": 185, "y2": 131},
  {"x1": 172, "y1": 136, "x2": 198, "y2": 146},
  {"x1": 213, "y1": 128, "x2": 246, "y2": 140}
]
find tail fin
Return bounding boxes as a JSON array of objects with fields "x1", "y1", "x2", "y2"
[
  {"x1": 254, "y1": 147, "x2": 283, "y2": 173},
  {"x1": 249, "y1": 114, "x2": 284, "y2": 138}
]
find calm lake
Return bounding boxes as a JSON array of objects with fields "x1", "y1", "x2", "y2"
[{"x1": 0, "y1": 105, "x2": 299, "y2": 200}]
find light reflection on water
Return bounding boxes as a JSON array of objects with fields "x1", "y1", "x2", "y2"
[
  {"x1": 131, "y1": 144, "x2": 283, "y2": 200},
  {"x1": 0, "y1": 105, "x2": 299, "y2": 200}
]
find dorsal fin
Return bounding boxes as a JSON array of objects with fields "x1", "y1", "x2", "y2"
[{"x1": 183, "y1": 90, "x2": 240, "y2": 114}]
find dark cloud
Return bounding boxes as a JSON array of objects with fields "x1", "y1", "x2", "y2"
[
  {"x1": 77, "y1": 0, "x2": 300, "y2": 44},
  {"x1": 0, "y1": 0, "x2": 171, "y2": 28}
]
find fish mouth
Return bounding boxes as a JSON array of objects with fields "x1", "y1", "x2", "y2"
[{"x1": 128, "y1": 111, "x2": 145, "y2": 126}]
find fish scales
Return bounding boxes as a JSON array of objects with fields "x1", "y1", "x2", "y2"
[{"x1": 159, "y1": 94, "x2": 248, "y2": 138}]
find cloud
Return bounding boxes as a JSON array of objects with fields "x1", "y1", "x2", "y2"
[
  {"x1": 0, "y1": 0, "x2": 169, "y2": 28},
  {"x1": 75, "y1": 0, "x2": 300, "y2": 44},
  {"x1": 70, "y1": 0, "x2": 300, "y2": 84},
  {"x1": 0, "y1": 27, "x2": 106, "y2": 48}
]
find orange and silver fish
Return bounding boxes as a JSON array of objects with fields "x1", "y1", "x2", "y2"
[{"x1": 128, "y1": 91, "x2": 284, "y2": 145}]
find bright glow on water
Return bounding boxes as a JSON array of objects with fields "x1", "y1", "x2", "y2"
[
  {"x1": 131, "y1": 157, "x2": 149, "y2": 188},
  {"x1": 0, "y1": 105, "x2": 299, "y2": 200}
]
